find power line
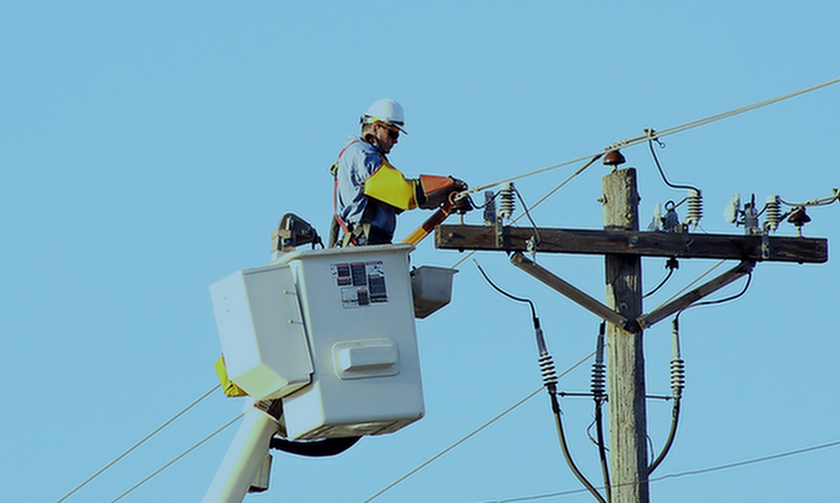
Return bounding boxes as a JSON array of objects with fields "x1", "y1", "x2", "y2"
[
  {"x1": 451, "y1": 77, "x2": 839, "y2": 270},
  {"x1": 362, "y1": 351, "x2": 597, "y2": 503},
  {"x1": 110, "y1": 412, "x2": 244, "y2": 503},
  {"x1": 449, "y1": 155, "x2": 602, "y2": 270},
  {"x1": 56, "y1": 384, "x2": 221, "y2": 503},
  {"x1": 652, "y1": 439, "x2": 840, "y2": 481},
  {"x1": 478, "y1": 439, "x2": 840, "y2": 502},
  {"x1": 463, "y1": 77, "x2": 840, "y2": 196}
]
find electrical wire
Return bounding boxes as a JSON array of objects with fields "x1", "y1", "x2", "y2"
[
  {"x1": 680, "y1": 270, "x2": 753, "y2": 312},
  {"x1": 549, "y1": 392, "x2": 607, "y2": 503},
  {"x1": 649, "y1": 259, "x2": 726, "y2": 313},
  {"x1": 362, "y1": 351, "x2": 597, "y2": 503},
  {"x1": 473, "y1": 260, "x2": 606, "y2": 503},
  {"x1": 361, "y1": 388, "x2": 544, "y2": 503},
  {"x1": 478, "y1": 439, "x2": 840, "y2": 502},
  {"x1": 448, "y1": 155, "x2": 603, "y2": 270},
  {"x1": 646, "y1": 273, "x2": 751, "y2": 477},
  {"x1": 109, "y1": 412, "x2": 244, "y2": 502},
  {"x1": 513, "y1": 184, "x2": 542, "y2": 248},
  {"x1": 460, "y1": 77, "x2": 840, "y2": 197},
  {"x1": 647, "y1": 397, "x2": 681, "y2": 476},
  {"x1": 647, "y1": 138, "x2": 700, "y2": 193},
  {"x1": 448, "y1": 78, "x2": 840, "y2": 271},
  {"x1": 778, "y1": 188, "x2": 840, "y2": 208},
  {"x1": 647, "y1": 315, "x2": 684, "y2": 477},
  {"x1": 473, "y1": 259, "x2": 538, "y2": 322},
  {"x1": 643, "y1": 266, "x2": 675, "y2": 298},
  {"x1": 56, "y1": 384, "x2": 221, "y2": 503},
  {"x1": 591, "y1": 322, "x2": 610, "y2": 503}
]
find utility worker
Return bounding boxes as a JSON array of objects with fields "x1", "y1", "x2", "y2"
[{"x1": 330, "y1": 98, "x2": 467, "y2": 247}]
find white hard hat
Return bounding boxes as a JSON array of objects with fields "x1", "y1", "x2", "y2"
[{"x1": 361, "y1": 98, "x2": 407, "y2": 134}]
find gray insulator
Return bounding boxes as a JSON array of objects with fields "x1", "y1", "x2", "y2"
[
  {"x1": 498, "y1": 182, "x2": 515, "y2": 221},
  {"x1": 539, "y1": 353, "x2": 559, "y2": 388},
  {"x1": 765, "y1": 195, "x2": 781, "y2": 232},
  {"x1": 591, "y1": 363, "x2": 606, "y2": 399},
  {"x1": 670, "y1": 358, "x2": 685, "y2": 396},
  {"x1": 686, "y1": 189, "x2": 703, "y2": 228}
]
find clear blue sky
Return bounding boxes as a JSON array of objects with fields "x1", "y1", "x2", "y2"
[{"x1": 2, "y1": 2, "x2": 838, "y2": 502}]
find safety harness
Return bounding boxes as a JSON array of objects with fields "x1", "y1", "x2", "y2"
[{"x1": 330, "y1": 139, "x2": 366, "y2": 247}]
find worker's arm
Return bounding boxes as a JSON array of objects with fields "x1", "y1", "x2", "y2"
[{"x1": 364, "y1": 165, "x2": 468, "y2": 211}]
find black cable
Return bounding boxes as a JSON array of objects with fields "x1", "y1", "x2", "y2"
[
  {"x1": 270, "y1": 436, "x2": 360, "y2": 457},
  {"x1": 513, "y1": 185, "x2": 542, "y2": 248},
  {"x1": 687, "y1": 271, "x2": 753, "y2": 310},
  {"x1": 593, "y1": 399, "x2": 610, "y2": 502},
  {"x1": 648, "y1": 397, "x2": 681, "y2": 474},
  {"x1": 474, "y1": 260, "x2": 606, "y2": 503},
  {"x1": 592, "y1": 322, "x2": 611, "y2": 503},
  {"x1": 647, "y1": 139, "x2": 700, "y2": 193},
  {"x1": 645, "y1": 273, "x2": 753, "y2": 474},
  {"x1": 644, "y1": 257, "x2": 680, "y2": 298},
  {"x1": 550, "y1": 394, "x2": 608, "y2": 503},
  {"x1": 473, "y1": 260, "x2": 535, "y2": 312},
  {"x1": 473, "y1": 259, "x2": 541, "y2": 348},
  {"x1": 476, "y1": 189, "x2": 501, "y2": 210},
  {"x1": 643, "y1": 267, "x2": 674, "y2": 298},
  {"x1": 649, "y1": 314, "x2": 685, "y2": 475}
]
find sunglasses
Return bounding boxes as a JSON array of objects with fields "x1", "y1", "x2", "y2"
[{"x1": 381, "y1": 126, "x2": 399, "y2": 140}]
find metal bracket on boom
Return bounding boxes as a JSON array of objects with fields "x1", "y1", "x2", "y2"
[{"x1": 271, "y1": 213, "x2": 323, "y2": 254}]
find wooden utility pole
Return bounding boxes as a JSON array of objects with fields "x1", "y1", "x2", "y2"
[{"x1": 602, "y1": 168, "x2": 648, "y2": 503}]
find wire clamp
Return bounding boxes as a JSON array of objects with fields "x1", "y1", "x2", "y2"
[
  {"x1": 526, "y1": 236, "x2": 537, "y2": 259},
  {"x1": 761, "y1": 232, "x2": 771, "y2": 260},
  {"x1": 644, "y1": 127, "x2": 666, "y2": 148}
]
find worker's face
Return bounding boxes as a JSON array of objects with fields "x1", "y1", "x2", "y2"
[{"x1": 373, "y1": 123, "x2": 399, "y2": 153}]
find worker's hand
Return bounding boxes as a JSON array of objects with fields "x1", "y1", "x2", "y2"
[
  {"x1": 450, "y1": 177, "x2": 468, "y2": 193},
  {"x1": 446, "y1": 177, "x2": 473, "y2": 212},
  {"x1": 415, "y1": 174, "x2": 466, "y2": 209}
]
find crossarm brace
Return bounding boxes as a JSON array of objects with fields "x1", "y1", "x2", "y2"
[
  {"x1": 511, "y1": 253, "x2": 630, "y2": 329},
  {"x1": 636, "y1": 260, "x2": 756, "y2": 329},
  {"x1": 512, "y1": 253, "x2": 756, "y2": 332}
]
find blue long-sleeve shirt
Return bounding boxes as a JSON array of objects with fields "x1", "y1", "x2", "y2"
[{"x1": 335, "y1": 135, "x2": 397, "y2": 240}]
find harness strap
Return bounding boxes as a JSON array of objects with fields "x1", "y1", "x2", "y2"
[{"x1": 332, "y1": 139, "x2": 362, "y2": 246}]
